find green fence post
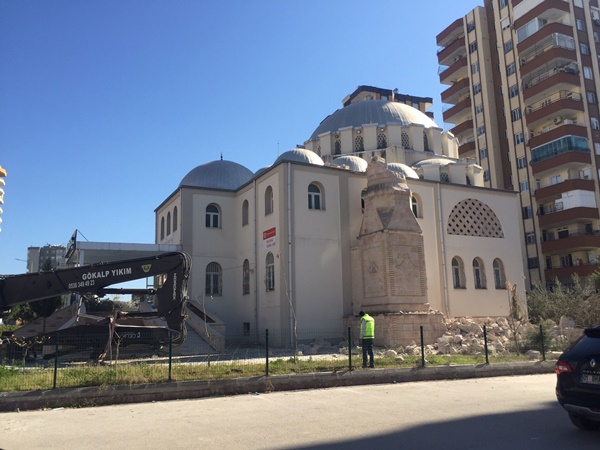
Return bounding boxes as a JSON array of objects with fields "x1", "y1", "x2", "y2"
[
  {"x1": 53, "y1": 332, "x2": 59, "y2": 389},
  {"x1": 484, "y1": 325, "x2": 489, "y2": 365},
  {"x1": 168, "y1": 330, "x2": 173, "y2": 382},
  {"x1": 539, "y1": 324, "x2": 546, "y2": 361},
  {"x1": 348, "y1": 327, "x2": 353, "y2": 371},
  {"x1": 420, "y1": 326, "x2": 425, "y2": 368},
  {"x1": 265, "y1": 329, "x2": 269, "y2": 377}
]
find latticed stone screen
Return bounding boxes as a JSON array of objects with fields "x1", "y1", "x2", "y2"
[{"x1": 447, "y1": 198, "x2": 504, "y2": 238}]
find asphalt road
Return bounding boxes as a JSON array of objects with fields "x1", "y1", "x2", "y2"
[{"x1": 1, "y1": 374, "x2": 598, "y2": 449}]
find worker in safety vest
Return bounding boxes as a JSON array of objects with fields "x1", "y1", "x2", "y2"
[{"x1": 359, "y1": 311, "x2": 375, "y2": 368}]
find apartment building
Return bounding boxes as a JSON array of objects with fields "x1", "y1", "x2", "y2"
[
  {"x1": 27, "y1": 245, "x2": 67, "y2": 273},
  {"x1": 437, "y1": 0, "x2": 600, "y2": 288},
  {"x1": 0, "y1": 165, "x2": 5, "y2": 233}
]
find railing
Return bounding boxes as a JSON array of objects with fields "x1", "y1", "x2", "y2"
[
  {"x1": 541, "y1": 229, "x2": 600, "y2": 242},
  {"x1": 522, "y1": 61, "x2": 578, "y2": 91},
  {"x1": 519, "y1": 33, "x2": 575, "y2": 66},
  {"x1": 525, "y1": 90, "x2": 582, "y2": 115}
]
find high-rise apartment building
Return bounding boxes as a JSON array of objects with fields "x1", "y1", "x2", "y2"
[
  {"x1": 438, "y1": 0, "x2": 600, "y2": 288},
  {"x1": 27, "y1": 245, "x2": 67, "y2": 273}
]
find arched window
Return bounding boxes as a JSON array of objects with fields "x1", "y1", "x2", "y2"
[
  {"x1": 205, "y1": 262, "x2": 222, "y2": 296},
  {"x1": 354, "y1": 135, "x2": 364, "y2": 152},
  {"x1": 411, "y1": 196, "x2": 420, "y2": 218},
  {"x1": 173, "y1": 207, "x2": 178, "y2": 232},
  {"x1": 242, "y1": 200, "x2": 249, "y2": 226},
  {"x1": 160, "y1": 217, "x2": 165, "y2": 240},
  {"x1": 334, "y1": 140, "x2": 341, "y2": 155},
  {"x1": 166, "y1": 211, "x2": 171, "y2": 235},
  {"x1": 452, "y1": 257, "x2": 465, "y2": 288},
  {"x1": 493, "y1": 259, "x2": 506, "y2": 289},
  {"x1": 423, "y1": 131, "x2": 430, "y2": 151},
  {"x1": 308, "y1": 183, "x2": 323, "y2": 210},
  {"x1": 265, "y1": 186, "x2": 273, "y2": 215},
  {"x1": 243, "y1": 259, "x2": 250, "y2": 295},
  {"x1": 205, "y1": 204, "x2": 220, "y2": 228},
  {"x1": 473, "y1": 258, "x2": 487, "y2": 289},
  {"x1": 377, "y1": 132, "x2": 387, "y2": 149},
  {"x1": 265, "y1": 252, "x2": 275, "y2": 291}
]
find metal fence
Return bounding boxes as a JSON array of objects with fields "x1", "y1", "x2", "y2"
[{"x1": 0, "y1": 324, "x2": 567, "y2": 392}]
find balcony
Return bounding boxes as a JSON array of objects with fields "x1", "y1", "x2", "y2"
[
  {"x1": 535, "y1": 178, "x2": 595, "y2": 201},
  {"x1": 443, "y1": 96, "x2": 472, "y2": 124},
  {"x1": 439, "y1": 57, "x2": 468, "y2": 86},
  {"x1": 441, "y1": 78, "x2": 470, "y2": 104},
  {"x1": 458, "y1": 139, "x2": 476, "y2": 157},
  {"x1": 531, "y1": 150, "x2": 591, "y2": 177},
  {"x1": 437, "y1": 18, "x2": 463, "y2": 47},
  {"x1": 520, "y1": 46, "x2": 576, "y2": 78},
  {"x1": 541, "y1": 231, "x2": 600, "y2": 254},
  {"x1": 522, "y1": 67, "x2": 580, "y2": 102},
  {"x1": 437, "y1": 36, "x2": 466, "y2": 66},
  {"x1": 524, "y1": 91, "x2": 583, "y2": 128},
  {"x1": 544, "y1": 263, "x2": 600, "y2": 283},
  {"x1": 517, "y1": 23, "x2": 574, "y2": 56},
  {"x1": 450, "y1": 118, "x2": 474, "y2": 139},
  {"x1": 537, "y1": 206, "x2": 599, "y2": 227},
  {"x1": 514, "y1": 0, "x2": 570, "y2": 29},
  {"x1": 528, "y1": 124, "x2": 587, "y2": 150}
]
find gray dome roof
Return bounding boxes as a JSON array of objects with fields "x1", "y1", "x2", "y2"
[
  {"x1": 387, "y1": 163, "x2": 419, "y2": 179},
  {"x1": 180, "y1": 160, "x2": 253, "y2": 190},
  {"x1": 310, "y1": 100, "x2": 439, "y2": 140},
  {"x1": 330, "y1": 155, "x2": 368, "y2": 172},
  {"x1": 274, "y1": 149, "x2": 324, "y2": 166},
  {"x1": 412, "y1": 157, "x2": 456, "y2": 168}
]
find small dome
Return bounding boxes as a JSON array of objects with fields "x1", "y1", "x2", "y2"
[
  {"x1": 180, "y1": 160, "x2": 253, "y2": 190},
  {"x1": 254, "y1": 166, "x2": 271, "y2": 177},
  {"x1": 330, "y1": 155, "x2": 368, "y2": 172},
  {"x1": 387, "y1": 163, "x2": 419, "y2": 179},
  {"x1": 274, "y1": 149, "x2": 324, "y2": 166},
  {"x1": 310, "y1": 100, "x2": 439, "y2": 140},
  {"x1": 412, "y1": 157, "x2": 457, "y2": 168}
]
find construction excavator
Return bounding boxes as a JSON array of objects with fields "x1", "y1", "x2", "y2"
[{"x1": 0, "y1": 252, "x2": 191, "y2": 359}]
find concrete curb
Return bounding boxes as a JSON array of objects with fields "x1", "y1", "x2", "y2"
[{"x1": 0, "y1": 361, "x2": 556, "y2": 412}]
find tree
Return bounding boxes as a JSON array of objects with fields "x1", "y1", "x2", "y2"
[
  {"x1": 28, "y1": 259, "x2": 64, "y2": 333},
  {"x1": 506, "y1": 281, "x2": 527, "y2": 355}
]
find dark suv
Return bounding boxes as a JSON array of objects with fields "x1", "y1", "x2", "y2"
[{"x1": 556, "y1": 326, "x2": 600, "y2": 431}]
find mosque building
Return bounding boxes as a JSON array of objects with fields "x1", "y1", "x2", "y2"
[{"x1": 155, "y1": 87, "x2": 527, "y2": 347}]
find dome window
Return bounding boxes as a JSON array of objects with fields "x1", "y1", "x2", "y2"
[
  {"x1": 401, "y1": 132, "x2": 411, "y2": 149},
  {"x1": 354, "y1": 135, "x2": 364, "y2": 152},
  {"x1": 334, "y1": 140, "x2": 341, "y2": 155},
  {"x1": 377, "y1": 132, "x2": 387, "y2": 149}
]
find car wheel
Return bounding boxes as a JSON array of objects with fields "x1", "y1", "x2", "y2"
[{"x1": 569, "y1": 413, "x2": 600, "y2": 431}]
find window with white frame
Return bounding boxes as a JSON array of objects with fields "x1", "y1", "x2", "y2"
[
  {"x1": 308, "y1": 183, "x2": 323, "y2": 210},
  {"x1": 504, "y1": 40, "x2": 513, "y2": 53},
  {"x1": 205, "y1": 262, "x2": 222, "y2": 296},
  {"x1": 592, "y1": 117, "x2": 600, "y2": 130},
  {"x1": 511, "y1": 108, "x2": 521, "y2": 121},
  {"x1": 493, "y1": 259, "x2": 506, "y2": 289},
  {"x1": 469, "y1": 41, "x2": 478, "y2": 53},
  {"x1": 411, "y1": 195, "x2": 420, "y2": 218},
  {"x1": 515, "y1": 132, "x2": 524, "y2": 145},
  {"x1": 518, "y1": 156, "x2": 527, "y2": 169},
  {"x1": 588, "y1": 91, "x2": 596, "y2": 104},
  {"x1": 472, "y1": 62, "x2": 479, "y2": 74},
  {"x1": 473, "y1": 258, "x2": 486, "y2": 289},
  {"x1": 581, "y1": 42, "x2": 590, "y2": 54},
  {"x1": 507, "y1": 62, "x2": 516, "y2": 76},
  {"x1": 265, "y1": 252, "x2": 275, "y2": 291},
  {"x1": 526, "y1": 232, "x2": 536, "y2": 245},
  {"x1": 509, "y1": 85, "x2": 519, "y2": 98},
  {"x1": 520, "y1": 180, "x2": 529, "y2": 192},
  {"x1": 584, "y1": 66, "x2": 593, "y2": 79},
  {"x1": 476, "y1": 104, "x2": 484, "y2": 114},
  {"x1": 473, "y1": 83, "x2": 482, "y2": 95},
  {"x1": 480, "y1": 148, "x2": 488, "y2": 159},
  {"x1": 452, "y1": 257, "x2": 465, "y2": 288},
  {"x1": 205, "y1": 203, "x2": 220, "y2": 228},
  {"x1": 577, "y1": 19, "x2": 585, "y2": 31}
]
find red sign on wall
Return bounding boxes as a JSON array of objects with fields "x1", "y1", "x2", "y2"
[{"x1": 263, "y1": 227, "x2": 276, "y2": 249}]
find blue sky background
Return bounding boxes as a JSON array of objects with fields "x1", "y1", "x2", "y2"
[{"x1": 0, "y1": 0, "x2": 479, "y2": 276}]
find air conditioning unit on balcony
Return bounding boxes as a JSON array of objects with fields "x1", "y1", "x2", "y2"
[
  {"x1": 563, "y1": 119, "x2": 575, "y2": 125},
  {"x1": 525, "y1": 106, "x2": 533, "y2": 114},
  {"x1": 554, "y1": 116, "x2": 563, "y2": 124}
]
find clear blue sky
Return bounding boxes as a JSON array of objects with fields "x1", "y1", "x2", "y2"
[{"x1": 0, "y1": 0, "x2": 479, "y2": 276}]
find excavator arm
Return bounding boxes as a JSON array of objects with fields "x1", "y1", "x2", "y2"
[{"x1": 0, "y1": 252, "x2": 191, "y2": 343}]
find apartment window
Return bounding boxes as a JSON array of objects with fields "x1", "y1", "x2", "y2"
[
  {"x1": 472, "y1": 62, "x2": 479, "y2": 74},
  {"x1": 522, "y1": 205, "x2": 533, "y2": 219},
  {"x1": 480, "y1": 148, "x2": 488, "y2": 159},
  {"x1": 493, "y1": 259, "x2": 506, "y2": 289},
  {"x1": 265, "y1": 252, "x2": 275, "y2": 291},
  {"x1": 518, "y1": 156, "x2": 527, "y2": 169},
  {"x1": 473, "y1": 258, "x2": 486, "y2": 289},
  {"x1": 265, "y1": 186, "x2": 273, "y2": 215},
  {"x1": 452, "y1": 257, "x2": 465, "y2": 288},
  {"x1": 509, "y1": 84, "x2": 519, "y2": 98},
  {"x1": 507, "y1": 62, "x2": 516, "y2": 76},
  {"x1": 594, "y1": 31, "x2": 600, "y2": 43},
  {"x1": 584, "y1": 66, "x2": 593, "y2": 79},
  {"x1": 499, "y1": 0, "x2": 508, "y2": 8},
  {"x1": 484, "y1": 170, "x2": 490, "y2": 182},
  {"x1": 205, "y1": 204, "x2": 220, "y2": 228},
  {"x1": 473, "y1": 83, "x2": 482, "y2": 95},
  {"x1": 528, "y1": 257, "x2": 539, "y2": 269},
  {"x1": 515, "y1": 131, "x2": 524, "y2": 145},
  {"x1": 205, "y1": 262, "x2": 223, "y2": 296},
  {"x1": 577, "y1": 19, "x2": 586, "y2": 31},
  {"x1": 308, "y1": 183, "x2": 323, "y2": 210},
  {"x1": 592, "y1": 117, "x2": 600, "y2": 130},
  {"x1": 469, "y1": 41, "x2": 478, "y2": 53},
  {"x1": 467, "y1": 20, "x2": 476, "y2": 33},
  {"x1": 550, "y1": 175, "x2": 562, "y2": 185},
  {"x1": 581, "y1": 42, "x2": 590, "y2": 55},
  {"x1": 476, "y1": 104, "x2": 484, "y2": 114},
  {"x1": 595, "y1": 142, "x2": 600, "y2": 155},
  {"x1": 477, "y1": 125, "x2": 486, "y2": 136},
  {"x1": 526, "y1": 232, "x2": 536, "y2": 245},
  {"x1": 588, "y1": 92, "x2": 597, "y2": 104},
  {"x1": 520, "y1": 180, "x2": 529, "y2": 192},
  {"x1": 504, "y1": 40, "x2": 513, "y2": 53},
  {"x1": 511, "y1": 108, "x2": 521, "y2": 121}
]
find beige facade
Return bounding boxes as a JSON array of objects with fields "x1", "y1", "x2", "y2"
[
  {"x1": 155, "y1": 95, "x2": 527, "y2": 345},
  {"x1": 438, "y1": 0, "x2": 600, "y2": 287}
]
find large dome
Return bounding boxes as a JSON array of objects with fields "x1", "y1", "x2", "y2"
[
  {"x1": 330, "y1": 155, "x2": 368, "y2": 172},
  {"x1": 274, "y1": 149, "x2": 324, "y2": 166},
  {"x1": 180, "y1": 160, "x2": 253, "y2": 190},
  {"x1": 310, "y1": 100, "x2": 439, "y2": 140}
]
